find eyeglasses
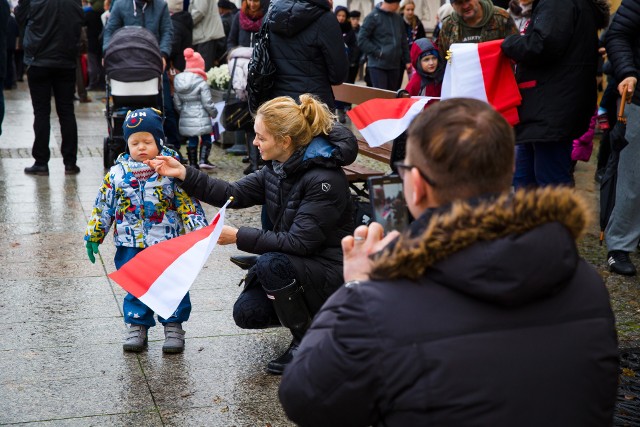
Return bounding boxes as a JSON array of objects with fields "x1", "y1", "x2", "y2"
[{"x1": 394, "y1": 162, "x2": 437, "y2": 187}]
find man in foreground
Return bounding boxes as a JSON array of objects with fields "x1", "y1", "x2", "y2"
[{"x1": 279, "y1": 98, "x2": 619, "y2": 426}]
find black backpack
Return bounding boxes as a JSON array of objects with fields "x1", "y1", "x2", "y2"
[{"x1": 247, "y1": 9, "x2": 276, "y2": 115}]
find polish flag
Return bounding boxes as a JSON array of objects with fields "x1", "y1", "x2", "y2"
[
  {"x1": 109, "y1": 200, "x2": 231, "y2": 319},
  {"x1": 347, "y1": 97, "x2": 438, "y2": 147},
  {"x1": 441, "y1": 39, "x2": 521, "y2": 125}
]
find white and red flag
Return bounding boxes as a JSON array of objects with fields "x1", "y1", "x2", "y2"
[
  {"x1": 347, "y1": 97, "x2": 438, "y2": 147},
  {"x1": 441, "y1": 39, "x2": 521, "y2": 125},
  {"x1": 108, "y1": 199, "x2": 231, "y2": 319}
]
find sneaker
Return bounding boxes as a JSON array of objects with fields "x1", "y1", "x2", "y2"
[
  {"x1": 123, "y1": 324, "x2": 148, "y2": 352},
  {"x1": 596, "y1": 113, "x2": 609, "y2": 131},
  {"x1": 607, "y1": 251, "x2": 637, "y2": 276},
  {"x1": 24, "y1": 163, "x2": 49, "y2": 176},
  {"x1": 198, "y1": 161, "x2": 216, "y2": 171},
  {"x1": 65, "y1": 165, "x2": 81, "y2": 175},
  {"x1": 162, "y1": 322, "x2": 185, "y2": 353}
]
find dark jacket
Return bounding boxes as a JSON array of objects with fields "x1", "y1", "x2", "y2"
[
  {"x1": 404, "y1": 37, "x2": 443, "y2": 97},
  {"x1": 279, "y1": 188, "x2": 619, "y2": 427},
  {"x1": 169, "y1": 10, "x2": 193, "y2": 71},
  {"x1": 335, "y1": 6, "x2": 359, "y2": 68},
  {"x1": 501, "y1": 0, "x2": 609, "y2": 144},
  {"x1": 0, "y1": 0, "x2": 9, "y2": 79},
  {"x1": 266, "y1": 0, "x2": 348, "y2": 109},
  {"x1": 85, "y1": 5, "x2": 104, "y2": 55},
  {"x1": 357, "y1": 4, "x2": 410, "y2": 71},
  {"x1": 605, "y1": 0, "x2": 640, "y2": 106},
  {"x1": 227, "y1": 10, "x2": 262, "y2": 50},
  {"x1": 15, "y1": 0, "x2": 83, "y2": 69},
  {"x1": 179, "y1": 123, "x2": 358, "y2": 296}
]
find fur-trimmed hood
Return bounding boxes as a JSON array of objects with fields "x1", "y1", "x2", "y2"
[{"x1": 371, "y1": 187, "x2": 591, "y2": 307}]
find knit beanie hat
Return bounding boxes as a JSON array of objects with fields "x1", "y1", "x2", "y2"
[
  {"x1": 384, "y1": 0, "x2": 401, "y2": 3},
  {"x1": 184, "y1": 48, "x2": 207, "y2": 80},
  {"x1": 122, "y1": 108, "x2": 165, "y2": 150},
  {"x1": 349, "y1": 10, "x2": 361, "y2": 18}
]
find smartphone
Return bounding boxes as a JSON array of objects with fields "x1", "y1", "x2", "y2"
[{"x1": 367, "y1": 175, "x2": 409, "y2": 234}]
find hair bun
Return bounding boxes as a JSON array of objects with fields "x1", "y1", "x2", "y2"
[{"x1": 183, "y1": 48, "x2": 194, "y2": 59}]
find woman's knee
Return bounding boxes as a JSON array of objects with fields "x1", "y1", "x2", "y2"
[
  {"x1": 256, "y1": 252, "x2": 297, "y2": 292},
  {"x1": 232, "y1": 287, "x2": 278, "y2": 329}
]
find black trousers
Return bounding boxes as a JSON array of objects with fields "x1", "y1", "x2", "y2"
[{"x1": 26, "y1": 66, "x2": 78, "y2": 167}]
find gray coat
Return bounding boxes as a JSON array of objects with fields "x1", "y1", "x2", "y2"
[{"x1": 173, "y1": 71, "x2": 218, "y2": 137}]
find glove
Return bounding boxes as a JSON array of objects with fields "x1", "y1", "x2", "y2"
[{"x1": 86, "y1": 241, "x2": 100, "y2": 264}]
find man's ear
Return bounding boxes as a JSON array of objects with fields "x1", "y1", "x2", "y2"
[{"x1": 411, "y1": 167, "x2": 437, "y2": 209}]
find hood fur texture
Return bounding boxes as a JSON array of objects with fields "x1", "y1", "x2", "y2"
[{"x1": 371, "y1": 187, "x2": 591, "y2": 281}]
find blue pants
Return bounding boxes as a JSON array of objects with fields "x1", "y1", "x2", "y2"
[
  {"x1": 187, "y1": 133, "x2": 212, "y2": 148},
  {"x1": 367, "y1": 67, "x2": 402, "y2": 91},
  {"x1": 513, "y1": 141, "x2": 574, "y2": 189},
  {"x1": 115, "y1": 246, "x2": 191, "y2": 327}
]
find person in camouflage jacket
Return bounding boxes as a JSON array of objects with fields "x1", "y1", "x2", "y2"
[{"x1": 437, "y1": 0, "x2": 517, "y2": 60}]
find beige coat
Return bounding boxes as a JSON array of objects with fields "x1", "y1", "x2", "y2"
[{"x1": 189, "y1": 0, "x2": 225, "y2": 45}]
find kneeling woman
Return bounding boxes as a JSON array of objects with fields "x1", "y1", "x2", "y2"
[{"x1": 148, "y1": 95, "x2": 358, "y2": 374}]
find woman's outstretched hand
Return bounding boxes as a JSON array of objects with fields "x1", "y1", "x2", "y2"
[{"x1": 145, "y1": 156, "x2": 188, "y2": 181}]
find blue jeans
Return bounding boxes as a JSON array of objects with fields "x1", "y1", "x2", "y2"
[
  {"x1": 513, "y1": 141, "x2": 574, "y2": 189},
  {"x1": 187, "y1": 133, "x2": 212, "y2": 148},
  {"x1": 115, "y1": 246, "x2": 191, "y2": 327}
]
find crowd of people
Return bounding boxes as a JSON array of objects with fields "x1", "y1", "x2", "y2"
[{"x1": 2, "y1": 0, "x2": 635, "y2": 424}]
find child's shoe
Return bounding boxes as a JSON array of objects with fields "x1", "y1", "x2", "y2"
[
  {"x1": 596, "y1": 108, "x2": 609, "y2": 131},
  {"x1": 162, "y1": 323, "x2": 186, "y2": 353},
  {"x1": 123, "y1": 324, "x2": 148, "y2": 352}
]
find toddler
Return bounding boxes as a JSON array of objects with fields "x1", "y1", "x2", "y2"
[
  {"x1": 173, "y1": 48, "x2": 218, "y2": 170},
  {"x1": 84, "y1": 108, "x2": 208, "y2": 353},
  {"x1": 404, "y1": 38, "x2": 444, "y2": 97}
]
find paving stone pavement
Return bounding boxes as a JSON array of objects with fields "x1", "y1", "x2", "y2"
[{"x1": 0, "y1": 83, "x2": 301, "y2": 426}]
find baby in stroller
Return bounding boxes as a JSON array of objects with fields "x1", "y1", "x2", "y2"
[{"x1": 102, "y1": 26, "x2": 166, "y2": 168}]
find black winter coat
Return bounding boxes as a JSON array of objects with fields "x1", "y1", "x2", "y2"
[
  {"x1": 180, "y1": 123, "x2": 358, "y2": 296},
  {"x1": 605, "y1": 0, "x2": 640, "y2": 106},
  {"x1": 227, "y1": 11, "x2": 261, "y2": 50},
  {"x1": 280, "y1": 188, "x2": 619, "y2": 427},
  {"x1": 85, "y1": 7, "x2": 104, "y2": 55},
  {"x1": 169, "y1": 11, "x2": 193, "y2": 71},
  {"x1": 501, "y1": 0, "x2": 609, "y2": 144},
  {"x1": 0, "y1": 0, "x2": 9, "y2": 79},
  {"x1": 15, "y1": 0, "x2": 83, "y2": 69},
  {"x1": 266, "y1": 0, "x2": 348, "y2": 109}
]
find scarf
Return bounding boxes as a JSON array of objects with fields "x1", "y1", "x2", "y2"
[
  {"x1": 239, "y1": 3, "x2": 264, "y2": 32},
  {"x1": 128, "y1": 159, "x2": 155, "y2": 184}
]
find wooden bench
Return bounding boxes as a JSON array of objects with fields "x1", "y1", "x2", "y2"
[{"x1": 332, "y1": 83, "x2": 402, "y2": 195}]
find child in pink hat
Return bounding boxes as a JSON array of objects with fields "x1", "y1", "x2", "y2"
[{"x1": 173, "y1": 48, "x2": 218, "y2": 170}]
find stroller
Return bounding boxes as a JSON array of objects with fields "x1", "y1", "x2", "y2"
[{"x1": 102, "y1": 26, "x2": 164, "y2": 168}]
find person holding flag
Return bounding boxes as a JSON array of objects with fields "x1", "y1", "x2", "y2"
[
  {"x1": 147, "y1": 94, "x2": 358, "y2": 375},
  {"x1": 84, "y1": 108, "x2": 208, "y2": 354}
]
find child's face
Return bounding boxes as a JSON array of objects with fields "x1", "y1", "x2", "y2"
[
  {"x1": 128, "y1": 132, "x2": 160, "y2": 162},
  {"x1": 421, "y1": 54, "x2": 438, "y2": 74},
  {"x1": 336, "y1": 11, "x2": 347, "y2": 23},
  {"x1": 350, "y1": 17, "x2": 359, "y2": 28}
]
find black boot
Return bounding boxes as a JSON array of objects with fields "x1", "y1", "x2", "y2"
[
  {"x1": 198, "y1": 144, "x2": 216, "y2": 170},
  {"x1": 187, "y1": 146, "x2": 199, "y2": 169},
  {"x1": 264, "y1": 280, "x2": 312, "y2": 375}
]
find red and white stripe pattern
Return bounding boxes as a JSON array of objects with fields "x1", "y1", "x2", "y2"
[
  {"x1": 347, "y1": 97, "x2": 437, "y2": 148},
  {"x1": 441, "y1": 39, "x2": 521, "y2": 125},
  {"x1": 108, "y1": 201, "x2": 230, "y2": 319}
]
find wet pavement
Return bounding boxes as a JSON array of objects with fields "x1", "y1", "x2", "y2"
[
  {"x1": 1, "y1": 81, "x2": 639, "y2": 425},
  {"x1": 0, "y1": 83, "x2": 293, "y2": 426}
]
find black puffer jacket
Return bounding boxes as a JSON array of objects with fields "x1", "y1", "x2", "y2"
[
  {"x1": 280, "y1": 188, "x2": 619, "y2": 427},
  {"x1": 169, "y1": 11, "x2": 193, "y2": 71},
  {"x1": 180, "y1": 123, "x2": 357, "y2": 295},
  {"x1": 501, "y1": 0, "x2": 609, "y2": 144},
  {"x1": 15, "y1": 0, "x2": 84, "y2": 69},
  {"x1": 605, "y1": 0, "x2": 640, "y2": 106},
  {"x1": 266, "y1": 0, "x2": 348, "y2": 109}
]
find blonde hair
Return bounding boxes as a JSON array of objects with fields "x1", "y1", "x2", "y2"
[{"x1": 256, "y1": 94, "x2": 335, "y2": 150}]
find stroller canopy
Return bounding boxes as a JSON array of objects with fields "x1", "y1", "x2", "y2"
[{"x1": 104, "y1": 26, "x2": 163, "y2": 82}]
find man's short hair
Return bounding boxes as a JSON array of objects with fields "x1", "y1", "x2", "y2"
[{"x1": 407, "y1": 98, "x2": 514, "y2": 203}]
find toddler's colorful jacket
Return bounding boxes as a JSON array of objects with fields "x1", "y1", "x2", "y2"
[{"x1": 84, "y1": 147, "x2": 208, "y2": 247}]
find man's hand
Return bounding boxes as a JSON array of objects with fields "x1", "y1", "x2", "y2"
[
  {"x1": 341, "y1": 223, "x2": 400, "y2": 282},
  {"x1": 146, "y1": 156, "x2": 187, "y2": 180},
  {"x1": 162, "y1": 57, "x2": 167, "y2": 72},
  {"x1": 217, "y1": 225, "x2": 238, "y2": 245},
  {"x1": 619, "y1": 77, "x2": 637, "y2": 101},
  {"x1": 86, "y1": 241, "x2": 100, "y2": 264}
]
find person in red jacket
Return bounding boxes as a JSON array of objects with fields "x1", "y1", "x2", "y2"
[{"x1": 404, "y1": 38, "x2": 444, "y2": 97}]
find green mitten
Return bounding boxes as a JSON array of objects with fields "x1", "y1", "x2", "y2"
[{"x1": 86, "y1": 241, "x2": 100, "y2": 264}]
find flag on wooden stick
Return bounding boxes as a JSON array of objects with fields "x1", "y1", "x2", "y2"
[{"x1": 109, "y1": 199, "x2": 232, "y2": 319}]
